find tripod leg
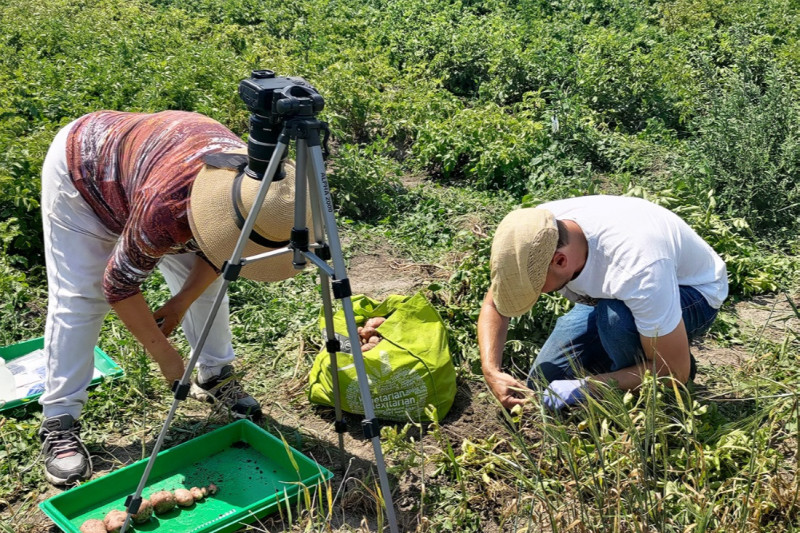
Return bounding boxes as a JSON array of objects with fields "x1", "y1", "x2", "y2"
[
  {"x1": 300, "y1": 140, "x2": 347, "y2": 470},
  {"x1": 319, "y1": 273, "x2": 348, "y2": 469},
  {"x1": 304, "y1": 140, "x2": 400, "y2": 533},
  {"x1": 298, "y1": 139, "x2": 346, "y2": 465}
]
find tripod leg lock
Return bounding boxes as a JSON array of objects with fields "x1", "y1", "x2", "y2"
[
  {"x1": 172, "y1": 380, "x2": 190, "y2": 401},
  {"x1": 222, "y1": 260, "x2": 243, "y2": 281},
  {"x1": 315, "y1": 243, "x2": 331, "y2": 261},
  {"x1": 361, "y1": 418, "x2": 380, "y2": 440},
  {"x1": 124, "y1": 494, "x2": 142, "y2": 514},
  {"x1": 326, "y1": 338, "x2": 341, "y2": 353},
  {"x1": 334, "y1": 419, "x2": 348, "y2": 433},
  {"x1": 332, "y1": 278, "x2": 352, "y2": 299},
  {"x1": 291, "y1": 228, "x2": 309, "y2": 251}
]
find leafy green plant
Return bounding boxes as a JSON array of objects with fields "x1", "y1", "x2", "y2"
[
  {"x1": 689, "y1": 63, "x2": 800, "y2": 237},
  {"x1": 327, "y1": 139, "x2": 405, "y2": 221}
]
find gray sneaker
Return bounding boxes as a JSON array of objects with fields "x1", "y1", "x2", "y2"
[
  {"x1": 39, "y1": 414, "x2": 92, "y2": 485},
  {"x1": 190, "y1": 365, "x2": 262, "y2": 421}
]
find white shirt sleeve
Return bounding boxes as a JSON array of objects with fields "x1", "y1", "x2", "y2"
[{"x1": 619, "y1": 258, "x2": 683, "y2": 338}]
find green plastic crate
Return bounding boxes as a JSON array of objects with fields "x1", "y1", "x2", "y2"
[
  {"x1": 0, "y1": 336, "x2": 123, "y2": 412},
  {"x1": 40, "y1": 419, "x2": 334, "y2": 532}
]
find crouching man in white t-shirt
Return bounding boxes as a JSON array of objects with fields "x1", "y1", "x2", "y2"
[{"x1": 478, "y1": 195, "x2": 728, "y2": 410}]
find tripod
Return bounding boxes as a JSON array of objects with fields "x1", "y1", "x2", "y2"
[{"x1": 119, "y1": 112, "x2": 399, "y2": 533}]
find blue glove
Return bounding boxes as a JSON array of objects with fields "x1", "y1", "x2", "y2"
[{"x1": 542, "y1": 379, "x2": 588, "y2": 410}]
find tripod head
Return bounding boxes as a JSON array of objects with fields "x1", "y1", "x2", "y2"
[{"x1": 238, "y1": 70, "x2": 325, "y2": 180}]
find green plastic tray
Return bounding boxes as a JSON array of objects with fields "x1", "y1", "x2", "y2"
[
  {"x1": 0, "y1": 336, "x2": 123, "y2": 412},
  {"x1": 40, "y1": 419, "x2": 333, "y2": 532}
]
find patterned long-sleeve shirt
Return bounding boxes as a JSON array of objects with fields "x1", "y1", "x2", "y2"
[{"x1": 66, "y1": 110, "x2": 245, "y2": 303}]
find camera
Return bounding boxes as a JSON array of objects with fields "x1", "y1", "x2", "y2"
[{"x1": 238, "y1": 70, "x2": 324, "y2": 179}]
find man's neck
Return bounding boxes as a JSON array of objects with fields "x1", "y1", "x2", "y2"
[{"x1": 565, "y1": 220, "x2": 588, "y2": 278}]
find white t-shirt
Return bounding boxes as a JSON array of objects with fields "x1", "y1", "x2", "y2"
[{"x1": 540, "y1": 196, "x2": 728, "y2": 338}]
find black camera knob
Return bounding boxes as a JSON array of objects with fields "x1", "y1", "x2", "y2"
[{"x1": 251, "y1": 70, "x2": 275, "y2": 79}]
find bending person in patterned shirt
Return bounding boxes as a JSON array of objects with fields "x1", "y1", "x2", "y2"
[{"x1": 38, "y1": 110, "x2": 309, "y2": 485}]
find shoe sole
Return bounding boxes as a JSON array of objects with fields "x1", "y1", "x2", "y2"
[{"x1": 44, "y1": 466, "x2": 91, "y2": 486}]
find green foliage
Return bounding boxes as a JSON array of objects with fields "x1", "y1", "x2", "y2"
[
  {"x1": 0, "y1": 220, "x2": 45, "y2": 346},
  {"x1": 412, "y1": 97, "x2": 551, "y2": 194},
  {"x1": 689, "y1": 65, "x2": 800, "y2": 237},
  {"x1": 327, "y1": 139, "x2": 405, "y2": 221},
  {"x1": 384, "y1": 368, "x2": 799, "y2": 532}
]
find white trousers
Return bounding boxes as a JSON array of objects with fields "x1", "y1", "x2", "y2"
[{"x1": 39, "y1": 121, "x2": 235, "y2": 419}]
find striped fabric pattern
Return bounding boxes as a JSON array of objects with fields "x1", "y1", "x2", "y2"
[{"x1": 66, "y1": 110, "x2": 245, "y2": 303}]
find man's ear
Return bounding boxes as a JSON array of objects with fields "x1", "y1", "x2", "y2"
[{"x1": 551, "y1": 250, "x2": 568, "y2": 269}]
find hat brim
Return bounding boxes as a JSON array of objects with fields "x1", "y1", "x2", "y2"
[{"x1": 189, "y1": 156, "x2": 310, "y2": 282}]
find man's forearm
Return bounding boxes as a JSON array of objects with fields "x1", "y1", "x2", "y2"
[
  {"x1": 591, "y1": 364, "x2": 648, "y2": 391},
  {"x1": 478, "y1": 290, "x2": 530, "y2": 408},
  {"x1": 478, "y1": 290, "x2": 510, "y2": 376}
]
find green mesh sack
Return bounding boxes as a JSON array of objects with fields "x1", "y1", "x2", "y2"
[{"x1": 308, "y1": 293, "x2": 456, "y2": 421}]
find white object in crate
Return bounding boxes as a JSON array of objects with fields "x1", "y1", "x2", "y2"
[
  {"x1": 0, "y1": 359, "x2": 14, "y2": 402},
  {"x1": 1, "y1": 348, "x2": 102, "y2": 402}
]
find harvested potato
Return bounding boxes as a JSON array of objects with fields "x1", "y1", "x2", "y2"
[
  {"x1": 150, "y1": 490, "x2": 177, "y2": 514},
  {"x1": 79, "y1": 519, "x2": 106, "y2": 533},
  {"x1": 103, "y1": 509, "x2": 127, "y2": 532},
  {"x1": 190, "y1": 486, "x2": 205, "y2": 501},
  {"x1": 174, "y1": 488, "x2": 194, "y2": 507},
  {"x1": 207, "y1": 482, "x2": 219, "y2": 495},
  {"x1": 131, "y1": 498, "x2": 153, "y2": 524},
  {"x1": 365, "y1": 317, "x2": 386, "y2": 329},
  {"x1": 360, "y1": 326, "x2": 377, "y2": 340}
]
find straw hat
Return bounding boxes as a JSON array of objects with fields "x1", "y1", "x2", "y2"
[
  {"x1": 188, "y1": 153, "x2": 312, "y2": 282},
  {"x1": 490, "y1": 208, "x2": 558, "y2": 317}
]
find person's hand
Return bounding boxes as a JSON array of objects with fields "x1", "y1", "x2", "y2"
[
  {"x1": 485, "y1": 370, "x2": 531, "y2": 409},
  {"x1": 542, "y1": 379, "x2": 588, "y2": 410},
  {"x1": 155, "y1": 347, "x2": 185, "y2": 384},
  {"x1": 153, "y1": 296, "x2": 189, "y2": 337}
]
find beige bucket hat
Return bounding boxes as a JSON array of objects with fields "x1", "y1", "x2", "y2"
[
  {"x1": 490, "y1": 208, "x2": 558, "y2": 317},
  {"x1": 188, "y1": 153, "x2": 312, "y2": 282}
]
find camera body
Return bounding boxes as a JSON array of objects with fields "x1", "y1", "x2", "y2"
[
  {"x1": 238, "y1": 70, "x2": 325, "y2": 179},
  {"x1": 239, "y1": 70, "x2": 324, "y2": 121}
]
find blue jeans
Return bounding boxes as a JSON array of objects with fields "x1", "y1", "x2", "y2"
[{"x1": 528, "y1": 286, "x2": 719, "y2": 386}]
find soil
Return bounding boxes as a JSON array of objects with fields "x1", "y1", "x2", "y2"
[
  {"x1": 346, "y1": 253, "x2": 449, "y2": 301},
  {"x1": 694, "y1": 292, "x2": 800, "y2": 378},
  {"x1": 731, "y1": 293, "x2": 800, "y2": 344}
]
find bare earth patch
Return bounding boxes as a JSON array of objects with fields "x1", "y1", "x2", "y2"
[
  {"x1": 732, "y1": 292, "x2": 800, "y2": 344},
  {"x1": 694, "y1": 291, "x2": 799, "y2": 373},
  {"x1": 347, "y1": 254, "x2": 450, "y2": 300}
]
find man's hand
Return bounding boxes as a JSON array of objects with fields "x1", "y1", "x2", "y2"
[
  {"x1": 479, "y1": 290, "x2": 530, "y2": 409},
  {"x1": 154, "y1": 256, "x2": 220, "y2": 337},
  {"x1": 486, "y1": 370, "x2": 530, "y2": 409},
  {"x1": 542, "y1": 379, "x2": 587, "y2": 410}
]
